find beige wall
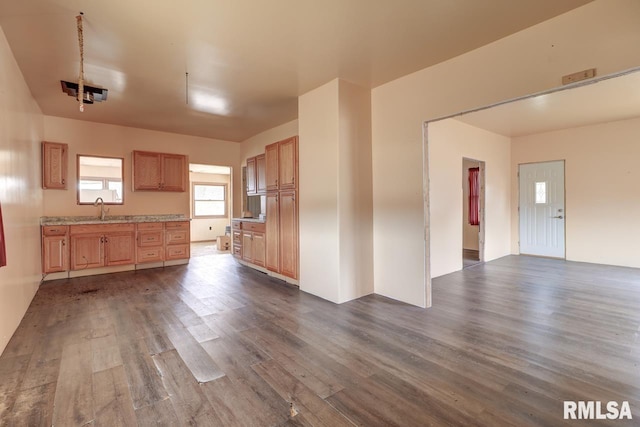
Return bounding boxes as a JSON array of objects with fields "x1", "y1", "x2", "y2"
[
  {"x1": 299, "y1": 80, "x2": 340, "y2": 302},
  {"x1": 189, "y1": 172, "x2": 231, "y2": 241},
  {"x1": 372, "y1": 0, "x2": 640, "y2": 306},
  {"x1": 429, "y1": 119, "x2": 511, "y2": 278},
  {"x1": 240, "y1": 119, "x2": 298, "y2": 164},
  {"x1": 462, "y1": 158, "x2": 480, "y2": 251},
  {"x1": 42, "y1": 116, "x2": 242, "y2": 218},
  {"x1": 512, "y1": 116, "x2": 640, "y2": 268},
  {"x1": 299, "y1": 79, "x2": 373, "y2": 303},
  {"x1": 0, "y1": 27, "x2": 44, "y2": 354},
  {"x1": 337, "y1": 80, "x2": 374, "y2": 302}
]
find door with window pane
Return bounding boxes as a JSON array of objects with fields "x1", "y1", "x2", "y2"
[{"x1": 519, "y1": 161, "x2": 565, "y2": 258}]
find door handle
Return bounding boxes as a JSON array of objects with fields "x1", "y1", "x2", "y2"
[{"x1": 552, "y1": 216, "x2": 564, "y2": 219}]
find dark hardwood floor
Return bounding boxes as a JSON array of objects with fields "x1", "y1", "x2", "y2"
[{"x1": 1, "y1": 254, "x2": 640, "y2": 426}]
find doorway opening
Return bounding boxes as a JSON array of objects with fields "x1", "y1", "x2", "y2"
[
  {"x1": 189, "y1": 163, "x2": 233, "y2": 257},
  {"x1": 462, "y1": 158, "x2": 485, "y2": 268}
]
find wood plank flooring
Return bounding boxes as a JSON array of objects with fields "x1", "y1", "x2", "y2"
[{"x1": 1, "y1": 254, "x2": 640, "y2": 425}]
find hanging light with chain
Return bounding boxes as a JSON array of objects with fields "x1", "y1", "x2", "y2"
[{"x1": 76, "y1": 12, "x2": 85, "y2": 112}]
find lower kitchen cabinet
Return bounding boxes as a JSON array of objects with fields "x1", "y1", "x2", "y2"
[
  {"x1": 42, "y1": 219, "x2": 190, "y2": 275},
  {"x1": 42, "y1": 226, "x2": 69, "y2": 273}
]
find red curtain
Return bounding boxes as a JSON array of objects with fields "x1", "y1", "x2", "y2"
[
  {"x1": 0, "y1": 202, "x2": 6, "y2": 267},
  {"x1": 468, "y1": 167, "x2": 480, "y2": 226}
]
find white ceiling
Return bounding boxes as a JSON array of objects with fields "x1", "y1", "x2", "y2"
[
  {"x1": 453, "y1": 70, "x2": 640, "y2": 137},
  {"x1": 0, "y1": 0, "x2": 592, "y2": 142}
]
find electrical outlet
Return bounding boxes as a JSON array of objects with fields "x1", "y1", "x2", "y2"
[{"x1": 562, "y1": 68, "x2": 596, "y2": 85}]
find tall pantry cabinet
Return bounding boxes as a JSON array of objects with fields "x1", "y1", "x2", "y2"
[{"x1": 265, "y1": 136, "x2": 298, "y2": 280}]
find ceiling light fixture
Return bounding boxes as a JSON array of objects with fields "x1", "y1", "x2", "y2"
[{"x1": 61, "y1": 12, "x2": 108, "y2": 111}]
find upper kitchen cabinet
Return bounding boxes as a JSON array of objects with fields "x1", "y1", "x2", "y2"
[
  {"x1": 132, "y1": 150, "x2": 187, "y2": 192},
  {"x1": 256, "y1": 154, "x2": 266, "y2": 194},
  {"x1": 265, "y1": 136, "x2": 298, "y2": 192},
  {"x1": 278, "y1": 137, "x2": 297, "y2": 190},
  {"x1": 246, "y1": 154, "x2": 266, "y2": 196},
  {"x1": 42, "y1": 141, "x2": 68, "y2": 190},
  {"x1": 246, "y1": 156, "x2": 257, "y2": 195}
]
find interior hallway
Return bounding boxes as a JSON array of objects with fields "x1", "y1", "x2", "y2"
[{"x1": 1, "y1": 254, "x2": 639, "y2": 425}]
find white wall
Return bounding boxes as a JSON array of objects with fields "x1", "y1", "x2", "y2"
[
  {"x1": 42, "y1": 116, "x2": 242, "y2": 218},
  {"x1": 429, "y1": 120, "x2": 511, "y2": 278},
  {"x1": 462, "y1": 158, "x2": 480, "y2": 251},
  {"x1": 0, "y1": 26, "x2": 44, "y2": 355},
  {"x1": 189, "y1": 172, "x2": 231, "y2": 242},
  {"x1": 372, "y1": 0, "x2": 640, "y2": 306},
  {"x1": 512, "y1": 116, "x2": 640, "y2": 268}
]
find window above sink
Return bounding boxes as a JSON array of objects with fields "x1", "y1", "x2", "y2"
[{"x1": 77, "y1": 155, "x2": 124, "y2": 205}]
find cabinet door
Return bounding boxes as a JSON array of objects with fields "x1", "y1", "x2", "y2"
[
  {"x1": 162, "y1": 154, "x2": 187, "y2": 191},
  {"x1": 265, "y1": 142, "x2": 279, "y2": 191},
  {"x1": 70, "y1": 234, "x2": 104, "y2": 270},
  {"x1": 43, "y1": 235, "x2": 68, "y2": 273},
  {"x1": 105, "y1": 232, "x2": 136, "y2": 266},
  {"x1": 242, "y1": 232, "x2": 253, "y2": 262},
  {"x1": 246, "y1": 156, "x2": 257, "y2": 195},
  {"x1": 265, "y1": 193, "x2": 280, "y2": 272},
  {"x1": 256, "y1": 154, "x2": 266, "y2": 194},
  {"x1": 278, "y1": 137, "x2": 297, "y2": 190},
  {"x1": 42, "y1": 141, "x2": 68, "y2": 189},
  {"x1": 279, "y1": 190, "x2": 298, "y2": 279},
  {"x1": 252, "y1": 231, "x2": 266, "y2": 267},
  {"x1": 133, "y1": 151, "x2": 162, "y2": 190}
]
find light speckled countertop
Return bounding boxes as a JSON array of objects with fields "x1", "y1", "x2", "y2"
[
  {"x1": 232, "y1": 217, "x2": 265, "y2": 223},
  {"x1": 41, "y1": 214, "x2": 190, "y2": 226}
]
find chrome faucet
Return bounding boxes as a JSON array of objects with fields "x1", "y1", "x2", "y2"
[{"x1": 93, "y1": 197, "x2": 110, "y2": 221}]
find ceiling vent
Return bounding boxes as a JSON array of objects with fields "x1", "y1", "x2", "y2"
[{"x1": 60, "y1": 80, "x2": 108, "y2": 104}]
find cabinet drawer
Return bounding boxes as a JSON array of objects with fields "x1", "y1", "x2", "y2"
[
  {"x1": 137, "y1": 222, "x2": 163, "y2": 231},
  {"x1": 165, "y1": 221, "x2": 190, "y2": 230},
  {"x1": 136, "y1": 246, "x2": 164, "y2": 263},
  {"x1": 138, "y1": 231, "x2": 163, "y2": 247},
  {"x1": 166, "y1": 244, "x2": 189, "y2": 260},
  {"x1": 233, "y1": 244, "x2": 242, "y2": 258},
  {"x1": 232, "y1": 220, "x2": 242, "y2": 230},
  {"x1": 233, "y1": 230, "x2": 242, "y2": 244},
  {"x1": 242, "y1": 222, "x2": 265, "y2": 232},
  {"x1": 43, "y1": 225, "x2": 68, "y2": 236},
  {"x1": 71, "y1": 223, "x2": 135, "y2": 235},
  {"x1": 166, "y1": 230, "x2": 188, "y2": 245}
]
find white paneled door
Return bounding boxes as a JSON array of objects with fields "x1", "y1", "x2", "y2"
[{"x1": 519, "y1": 161, "x2": 565, "y2": 258}]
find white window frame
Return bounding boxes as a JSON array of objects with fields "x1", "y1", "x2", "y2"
[{"x1": 192, "y1": 182, "x2": 228, "y2": 218}]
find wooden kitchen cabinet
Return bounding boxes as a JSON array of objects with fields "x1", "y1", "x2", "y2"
[
  {"x1": 240, "y1": 222, "x2": 266, "y2": 267},
  {"x1": 256, "y1": 154, "x2": 266, "y2": 194},
  {"x1": 42, "y1": 226, "x2": 69, "y2": 273},
  {"x1": 69, "y1": 223, "x2": 135, "y2": 270},
  {"x1": 132, "y1": 150, "x2": 187, "y2": 192},
  {"x1": 265, "y1": 142, "x2": 279, "y2": 191},
  {"x1": 165, "y1": 221, "x2": 190, "y2": 260},
  {"x1": 265, "y1": 137, "x2": 297, "y2": 192},
  {"x1": 246, "y1": 156, "x2": 257, "y2": 195},
  {"x1": 104, "y1": 232, "x2": 136, "y2": 266},
  {"x1": 265, "y1": 192, "x2": 279, "y2": 273},
  {"x1": 279, "y1": 190, "x2": 298, "y2": 279},
  {"x1": 70, "y1": 233, "x2": 104, "y2": 270},
  {"x1": 246, "y1": 154, "x2": 266, "y2": 196},
  {"x1": 136, "y1": 222, "x2": 164, "y2": 263},
  {"x1": 42, "y1": 141, "x2": 68, "y2": 190},
  {"x1": 278, "y1": 137, "x2": 297, "y2": 190}
]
